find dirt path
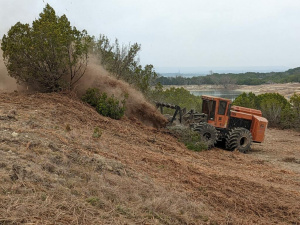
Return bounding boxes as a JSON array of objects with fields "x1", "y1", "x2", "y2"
[{"x1": 251, "y1": 128, "x2": 300, "y2": 173}]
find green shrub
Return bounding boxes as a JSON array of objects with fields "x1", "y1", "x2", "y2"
[
  {"x1": 259, "y1": 95, "x2": 289, "y2": 126},
  {"x1": 82, "y1": 88, "x2": 126, "y2": 120},
  {"x1": 92, "y1": 127, "x2": 102, "y2": 138},
  {"x1": 232, "y1": 92, "x2": 258, "y2": 109},
  {"x1": 1, "y1": 4, "x2": 91, "y2": 92},
  {"x1": 256, "y1": 93, "x2": 290, "y2": 109},
  {"x1": 290, "y1": 93, "x2": 300, "y2": 117},
  {"x1": 96, "y1": 93, "x2": 125, "y2": 120},
  {"x1": 289, "y1": 93, "x2": 300, "y2": 129},
  {"x1": 233, "y1": 92, "x2": 299, "y2": 129},
  {"x1": 280, "y1": 104, "x2": 297, "y2": 129},
  {"x1": 151, "y1": 87, "x2": 203, "y2": 113},
  {"x1": 167, "y1": 126, "x2": 208, "y2": 151},
  {"x1": 82, "y1": 88, "x2": 101, "y2": 107}
]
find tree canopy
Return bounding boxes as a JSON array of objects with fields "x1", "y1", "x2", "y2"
[
  {"x1": 1, "y1": 4, "x2": 91, "y2": 91},
  {"x1": 233, "y1": 92, "x2": 300, "y2": 129},
  {"x1": 156, "y1": 68, "x2": 300, "y2": 86},
  {"x1": 91, "y1": 35, "x2": 158, "y2": 95},
  {"x1": 151, "y1": 87, "x2": 203, "y2": 113}
]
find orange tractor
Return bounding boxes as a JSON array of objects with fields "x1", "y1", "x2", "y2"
[{"x1": 156, "y1": 95, "x2": 268, "y2": 153}]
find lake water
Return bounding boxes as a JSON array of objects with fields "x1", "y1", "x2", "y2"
[{"x1": 190, "y1": 90, "x2": 243, "y2": 101}]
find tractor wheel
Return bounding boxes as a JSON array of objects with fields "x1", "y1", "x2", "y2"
[
  {"x1": 225, "y1": 128, "x2": 252, "y2": 153},
  {"x1": 193, "y1": 122, "x2": 218, "y2": 148}
]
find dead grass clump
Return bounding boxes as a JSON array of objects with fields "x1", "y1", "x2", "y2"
[{"x1": 282, "y1": 157, "x2": 300, "y2": 164}]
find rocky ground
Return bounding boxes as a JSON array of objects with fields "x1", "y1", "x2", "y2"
[{"x1": 0, "y1": 92, "x2": 299, "y2": 224}]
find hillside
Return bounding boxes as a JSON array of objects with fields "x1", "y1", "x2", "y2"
[
  {"x1": 157, "y1": 67, "x2": 300, "y2": 86},
  {"x1": 0, "y1": 92, "x2": 300, "y2": 224}
]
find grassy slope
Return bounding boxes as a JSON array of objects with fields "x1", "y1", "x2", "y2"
[{"x1": 0, "y1": 92, "x2": 299, "y2": 224}]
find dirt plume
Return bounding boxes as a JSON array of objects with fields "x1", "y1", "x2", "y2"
[
  {"x1": 0, "y1": 50, "x2": 166, "y2": 127},
  {"x1": 76, "y1": 57, "x2": 167, "y2": 128},
  {"x1": 0, "y1": 49, "x2": 18, "y2": 92}
]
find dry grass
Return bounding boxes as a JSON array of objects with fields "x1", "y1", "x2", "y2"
[
  {"x1": 0, "y1": 92, "x2": 209, "y2": 224},
  {"x1": 0, "y1": 143, "x2": 208, "y2": 225},
  {"x1": 282, "y1": 157, "x2": 300, "y2": 164},
  {"x1": 0, "y1": 92, "x2": 299, "y2": 224}
]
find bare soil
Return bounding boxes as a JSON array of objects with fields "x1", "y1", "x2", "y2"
[
  {"x1": 165, "y1": 83, "x2": 300, "y2": 98},
  {"x1": 236, "y1": 83, "x2": 300, "y2": 98},
  {"x1": 0, "y1": 92, "x2": 299, "y2": 224}
]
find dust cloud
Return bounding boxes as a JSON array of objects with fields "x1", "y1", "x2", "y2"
[
  {"x1": 77, "y1": 57, "x2": 167, "y2": 128},
  {"x1": 0, "y1": 49, "x2": 18, "y2": 92},
  {"x1": 0, "y1": 50, "x2": 166, "y2": 127}
]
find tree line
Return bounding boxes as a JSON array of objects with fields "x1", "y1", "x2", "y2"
[
  {"x1": 157, "y1": 68, "x2": 300, "y2": 87},
  {"x1": 233, "y1": 92, "x2": 300, "y2": 129}
]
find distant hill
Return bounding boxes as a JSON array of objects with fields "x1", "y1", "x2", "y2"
[
  {"x1": 156, "y1": 66, "x2": 289, "y2": 76},
  {"x1": 157, "y1": 67, "x2": 300, "y2": 85}
]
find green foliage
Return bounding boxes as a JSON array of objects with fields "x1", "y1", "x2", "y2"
[
  {"x1": 1, "y1": 4, "x2": 91, "y2": 92},
  {"x1": 156, "y1": 67, "x2": 300, "y2": 86},
  {"x1": 290, "y1": 93, "x2": 300, "y2": 116},
  {"x1": 86, "y1": 197, "x2": 105, "y2": 208},
  {"x1": 233, "y1": 92, "x2": 300, "y2": 129},
  {"x1": 81, "y1": 88, "x2": 101, "y2": 107},
  {"x1": 185, "y1": 133, "x2": 208, "y2": 152},
  {"x1": 92, "y1": 127, "x2": 102, "y2": 138},
  {"x1": 132, "y1": 64, "x2": 158, "y2": 95},
  {"x1": 257, "y1": 93, "x2": 290, "y2": 126},
  {"x1": 289, "y1": 93, "x2": 300, "y2": 129},
  {"x1": 96, "y1": 93, "x2": 126, "y2": 120},
  {"x1": 82, "y1": 88, "x2": 126, "y2": 120},
  {"x1": 232, "y1": 92, "x2": 258, "y2": 108},
  {"x1": 280, "y1": 104, "x2": 297, "y2": 129},
  {"x1": 260, "y1": 97, "x2": 287, "y2": 126},
  {"x1": 151, "y1": 87, "x2": 202, "y2": 113},
  {"x1": 256, "y1": 93, "x2": 289, "y2": 108},
  {"x1": 167, "y1": 127, "x2": 208, "y2": 151},
  {"x1": 92, "y1": 35, "x2": 140, "y2": 79},
  {"x1": 91, "y1": 35, "x2": 157, "y2": 95}
]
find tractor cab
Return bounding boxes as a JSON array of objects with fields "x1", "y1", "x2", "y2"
[{"x1": 201, "y1": 95, "x2": 231, "y2": 128}]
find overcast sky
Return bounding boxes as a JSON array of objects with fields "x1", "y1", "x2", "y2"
[{"x1": 1, "y1": 0, "x2": 300, "y2": 72}]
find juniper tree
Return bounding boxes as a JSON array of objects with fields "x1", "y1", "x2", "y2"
[{"x1": 1, "y1": 4, "x2": 91, "y2": 91}]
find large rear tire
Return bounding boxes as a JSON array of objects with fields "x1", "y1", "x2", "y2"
[
  {"x1": 193, "y1": 122, "x2": 218, "y2": 148},
  {"x1": 225, "y1": 128, "x2": 252, "y2": 153}
]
